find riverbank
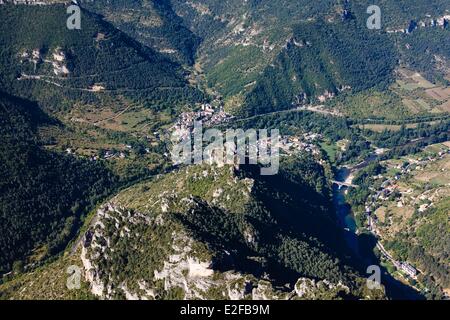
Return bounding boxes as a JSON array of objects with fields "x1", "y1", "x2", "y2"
[{"x1": 332, "y1": 155, "x2": 425, "y2": 300}]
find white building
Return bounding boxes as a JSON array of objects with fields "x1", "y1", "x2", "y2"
[{"x1": 400, "y1": 263, "x2": 417, "y2": 278}]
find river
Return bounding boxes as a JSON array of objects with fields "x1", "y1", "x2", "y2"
[
  {"x1": 333, "y1": 167, "x2": 359, "y2": 254},
  {"x1": 332, "y1": 154, "x2": 425, "y2": 300},
  {"x1": 332, "y1": 154, "x2": 378, "y2": 254}
]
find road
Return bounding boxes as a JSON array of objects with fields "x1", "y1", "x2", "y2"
[{"x1": 227, "y1": 104, "x2": 342, "y2": 125}]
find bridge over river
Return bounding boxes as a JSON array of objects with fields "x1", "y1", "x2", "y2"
[{"x1": 331, "y1": 180, "x2": 358, "y2": 188}]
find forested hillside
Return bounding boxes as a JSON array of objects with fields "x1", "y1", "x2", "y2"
[
  {"x1": 0, "y1": 2, "x2": 206, "y2": 276},
  {"x1": 241, "y1": 20, "x2": 397, "y2": 116},
  {"x1": 79, "y1": 0, "x2": 201, "y2": 65},
  {"x1": 0, "y1": 93, "x2": 118, "y2": 274},
  {"x1": 0, "y1": 0, "x2": 448, "y2": 300},
  {"x1": 398, "y1": 27, "x2": 450, "y2": 84},
  {"x1": 0, "y1": 4, "x2": 204, "y2": 111},
  {"x1": 64, "y1": 0, "x2": 450, "y2": 117},
  {"x1": 350, "y1": 0, "x2": 450, "y2": 28},
  {"x1": 175, "y1": 0, "x2": 449, "y2": 116}
]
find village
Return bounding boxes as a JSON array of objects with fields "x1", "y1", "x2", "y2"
[
  {"x1": 360, "y1": 143, "x2": 450, "y2": 285},
  {"x1": 172, "y1": 101, "x2": 323, "y2": 160},
  {"x1": 172, "y1": 102, "x2": 234, "y2": 132}
]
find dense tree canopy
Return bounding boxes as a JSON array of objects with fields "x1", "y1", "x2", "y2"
[{"x1": 0, "y1": 93, "x2": 118, "y2": 273}]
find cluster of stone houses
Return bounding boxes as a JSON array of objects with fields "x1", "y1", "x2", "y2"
[
  {"x1": 278, "y1": 133, "x2": 322, "y2": 157},
  {"x1": 173, "y1": 103, "x2": 233, "y2": 133}
]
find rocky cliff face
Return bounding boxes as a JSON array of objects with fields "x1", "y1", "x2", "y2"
[
  {"x1": 79, "y1": 163, "x2": 385, "y2": 300},
  {"x1": 80, "y1": 203, "x2": 354, "y2": 300}
]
